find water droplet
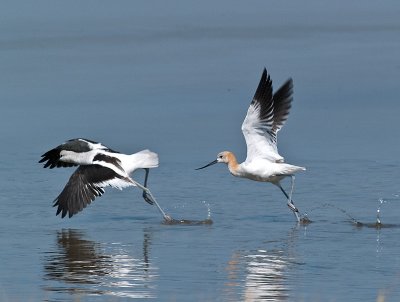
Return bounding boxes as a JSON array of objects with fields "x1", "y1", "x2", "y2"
[
  {"x1": 202, "y1": 200, "x2": 212, "y2": 220},
  {"x1": 376, "y1": 198, "x2": 387, "y2": 225}
]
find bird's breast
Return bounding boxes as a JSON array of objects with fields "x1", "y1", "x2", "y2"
[{"x1": 236, "y1": 162, "x2": 284, "y2": 183}]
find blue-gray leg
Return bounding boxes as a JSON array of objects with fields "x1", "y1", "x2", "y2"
[
  {"x1": 278, "y1": 176, "x2": 300, "y2": 222},
  {"x1": 129, "y1": 174, "x2": 172, "y2": 222},
  {"x1": 142, "y1": 168, "x2": 154, "y2": 205}
]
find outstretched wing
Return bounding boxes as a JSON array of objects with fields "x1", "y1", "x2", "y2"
[
  {"x1": 271, "y1": 78, "x2": 293, "y2": 133},
  {"x1": 241, "y1": 68, "x2": 293, "y2": 163},
  {"x1": 39, "y1": 138, "x2": 118, "y2": 169},
  {"x1": 53, "y1": 165, "x2": 134, "y2": 218}
]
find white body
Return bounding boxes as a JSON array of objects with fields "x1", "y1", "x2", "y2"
[
  {"x1": 112, "y1": 150, "x2": 159, "y2": 173},
  {"x1": 236, "y1": 161, "x2": 305, "y2": 184}
]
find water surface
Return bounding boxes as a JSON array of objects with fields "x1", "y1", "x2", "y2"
[{"x1": 1, "y1": 1, "x2": 400, "y2": 301}]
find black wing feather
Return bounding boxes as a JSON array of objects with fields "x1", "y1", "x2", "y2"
[
  {"x1": 272, "y1": 78, "x2": 293, "y2": 133},
  {"x1": 251, "y1": 68, "x2": 274, "y2": 129},
  {"x1": 39, "y1": 138, "x2": 119, "y2": 169},
  {"x1": 39, "y1": 148, "x2": 77, "y2": 169},
  {"x1": 53, "y1": 165, "x2": 127, "y2": 218}
]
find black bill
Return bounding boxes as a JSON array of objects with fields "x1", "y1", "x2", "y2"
[{"x1": 195, "y1": 159, "x2": 218, "y2": 170}]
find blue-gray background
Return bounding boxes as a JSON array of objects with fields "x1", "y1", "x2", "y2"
[{"x1": 1, "y1": 1, "x2": 400, "y2": 301}]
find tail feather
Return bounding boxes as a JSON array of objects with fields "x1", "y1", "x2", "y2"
[
  {"x1": 133, "y1": 149, "x2": 159, "y2": 169},
  {"x1": 281, "y1": 164, "x2": 306, "y2": 175}
]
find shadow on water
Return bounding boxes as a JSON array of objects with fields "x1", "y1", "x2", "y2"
[
  {"x1": 355, "y1": 222, "x2": 400, "y2": 229},
  {"x1": 163, "y1": 218, "x2": 213, "y2": 225},
  {"x1": 42, "y1": 229, "x2": 157, "y2": 299},
  {"x1": 298, "y1": 215, "x2": 312, "y2": 225}
]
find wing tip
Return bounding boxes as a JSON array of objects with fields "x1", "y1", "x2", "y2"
[
  {"x1": 252, "y1": 68, "x2": 273, "y2": 104},
  {"x1": 261, "y1": 67, "x2": 270, "y2": 84}
]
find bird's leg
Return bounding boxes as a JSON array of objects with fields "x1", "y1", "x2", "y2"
[
  {"x1": 129, "y1": 177, "x2": 172, "y2": 222},
  {"x1": 278, "y1": 179, "x2": 300, "y2": 223},
  {"x1": 142, "y1": 169, "x2": 153, "y2": 205},
  {"x1": 289, "y1": 175, "x2": 295, "y2": 205}
]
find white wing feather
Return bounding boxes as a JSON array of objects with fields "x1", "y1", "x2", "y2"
[{"x1": 242, "y1": 69, "x2": 293, "y2": 164}]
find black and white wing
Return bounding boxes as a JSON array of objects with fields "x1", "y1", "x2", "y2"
[
  {"x1": 271, "y1": 76, "x2": 293, "y2": 134},
  {"x1": 53, "y1": 165, "x2": 134, "y2": 218},
  {"x1": 241, "y1": 68, "x2": 293, "y2": 163},
  {"x1": 39, "y1": 138, "x2": 117, "y2": 169}
]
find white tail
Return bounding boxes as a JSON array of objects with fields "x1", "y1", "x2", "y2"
[
  {"x1": 134, "y1": 149, "x2": 159, "y2": 169},
  {"x1": 115, "y1": 149, "x2": 159, "y2": 174}
]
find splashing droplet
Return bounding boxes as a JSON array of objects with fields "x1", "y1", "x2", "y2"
[
  {"x1": 202, "y1": 200, "x2": 212, "y2": 220},
  {"x1": 305, "y1": 203, "x2": 361, "y2": 225},
  {"x1": 376, "y1": 198, "x2": 387, "y2": 225}
]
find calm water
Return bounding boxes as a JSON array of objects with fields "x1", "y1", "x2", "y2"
[{"x1": 1, "y1": 1, "x2": 400, "y2": 301}]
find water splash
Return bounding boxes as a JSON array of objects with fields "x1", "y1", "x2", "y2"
[
  {"x1": 303, "y1": 203, "x2": 361, "y2": 225},
  {"x1": 302, "y1": 198, "x2": 400, "y2": 229},
  {"x1": 163, "y1": 200, "x2": 213, "y2": 225},
  {"x1": 202, "y1": 200, "x2": 212, "y2": 220},
  {"x1": 376, "y1": 198, "x2": 386, "y2": 225},
  {"x1": 299, "y1": 213, "x2": 312, "y2": 225}
]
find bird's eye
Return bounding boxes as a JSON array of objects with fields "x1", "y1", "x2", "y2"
[{"x1": 218, "y1": 155, "x2": 223, "y2": 159}]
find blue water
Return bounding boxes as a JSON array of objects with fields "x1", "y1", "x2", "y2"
[{"x1": 1, "y1": 1, "x2": 400, "y2": 301}]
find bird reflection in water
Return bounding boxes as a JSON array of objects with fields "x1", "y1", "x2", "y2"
[
  {"x1": 243, "y1": 249, "x2": 291, "y2": 301},
  {"x1": 224, "y1": 228, "x2": 300, "y2": 302},
  {"x1": 43, "y1": 229, "x2": 157, "y2": 299},
  {"x1": 224, "y1": 249, "x2": 292, "y2": 302}
]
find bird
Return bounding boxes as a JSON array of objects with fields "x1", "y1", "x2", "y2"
[
  {"x1": 39, "y1": 138, "x2": 171, "y2": 220},
  {"x1": 196, "y1": 68, "x2": 306, "y2": 222}
]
